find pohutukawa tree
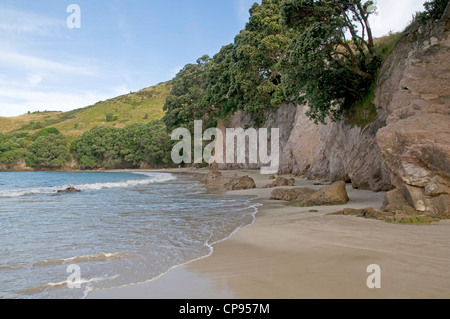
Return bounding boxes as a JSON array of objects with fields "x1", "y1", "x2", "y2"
[
  {"x1": 205, "y1": 0, "x2": 297, "y2": 125},
  {"x1": 163, "y1": 55, "x2": 213, "y2": 132},
  {"x1": 280, "y1": 0, "x2": 381, "y2": 123}
]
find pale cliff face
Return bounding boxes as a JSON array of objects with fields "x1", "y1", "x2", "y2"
[
  {"x1": 376, "y1": 4, "x2": 450, "y2": 218},
  {"x1": 214, "y1": 4, "x2": 449, "y2": 219}
]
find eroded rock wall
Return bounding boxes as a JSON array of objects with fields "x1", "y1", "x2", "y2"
[
  {"x1": 214, "y1": 4, "x2": 450, "y2": 207},
  {"x1": 376, "y1": 5, "x2": 450, "y2": 218}
]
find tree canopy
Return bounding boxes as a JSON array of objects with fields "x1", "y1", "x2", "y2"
[
  {"x1": 217, "y1": 0, "x2": 295, "y2": 116},
  {"x1": 163, "y1": 55, "x2": 213, "y2": 132},
  {"x1": 280, "y1": 0, "x2": 381, "y2": 123},
  {"x1": 75, "y1": 120, "x2": 173, "y2": 169},
  {"x1": 416, "y1": 0, "x2": 448, "y2": 24},
  {"x1": 164, "y1": 0, "x2": 296, "y2": 128},
  {"x1": 0, "y1": 132, "x2": 27, "y2": 165},
  {"x1": 163, "y1": 0, "x2": 383, "y2": 127},
  {"x1": 25, "y1": 134, "x2": 71, "y2": 169}
]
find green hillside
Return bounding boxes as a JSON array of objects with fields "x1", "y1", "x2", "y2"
[{"x1": 0, "y1": 81, "x2": 172, "y2": 140}]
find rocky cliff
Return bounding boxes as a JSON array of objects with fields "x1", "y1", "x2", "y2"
[
  {"x1": 215, "y1": 5, "x2": 450, "y2": 218},
  {"x1": 376, "y1": 5, "x2": 450, "y2": 218}
]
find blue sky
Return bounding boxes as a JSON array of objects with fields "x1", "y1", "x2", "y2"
[{"x1": 0, "y1": 0, "x2": 427, "y2": 117}]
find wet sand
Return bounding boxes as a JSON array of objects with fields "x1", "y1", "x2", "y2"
[{"x1": 89, "y1": 169, "x2": 450, "y2": 299}]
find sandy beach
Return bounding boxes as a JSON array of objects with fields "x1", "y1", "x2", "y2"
[{"x1": 88, "y1": 169, "x2": 450, "y2": 299}]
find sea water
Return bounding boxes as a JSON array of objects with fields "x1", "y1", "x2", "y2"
[{"x1": 0, "y1": 171, "x2": 258, "y2": 299}]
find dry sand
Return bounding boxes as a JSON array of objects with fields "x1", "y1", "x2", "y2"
[{"x1": 88, "y1": 169, "x2": 450, "y2": 299}]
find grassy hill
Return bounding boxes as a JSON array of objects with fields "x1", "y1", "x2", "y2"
[{"x1": 0, "y1": 81, "x2": 172, "y2": 141}]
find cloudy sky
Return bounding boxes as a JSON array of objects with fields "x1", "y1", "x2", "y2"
[{"x1": 0, "y1": 0, "x2": 427, "y2": 117}]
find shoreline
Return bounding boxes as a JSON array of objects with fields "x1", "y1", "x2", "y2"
[{"x1": 88, "y1": 169, "x2": 450, "y2": 299}]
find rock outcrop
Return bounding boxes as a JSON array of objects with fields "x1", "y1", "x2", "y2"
[
  {"x1": 270, "y1": 187, "x2": 316, "y2": 201},
  {"x1": 264, "y1": 177, "x2": 295, "y2": 188},
  {"x1": 211, "y1": 5, "x2": 450, "y2": 220},
  {"x1": 381, "y1": 189, "x2": 420, "y2": 217},
  {"x1": 375, "y1": 5, "x2": 450, "y2": 219},
  {"x1": 57, "y1": 186, "x2": 81, "y2": 194},
  {"x1": 329, "y1": 207, "x2": 440, "y2": 224},
  {"x1": 200, "y1": 169, "x2": 223, "y2": 185},
  {"x1": 0, "y1": 159, "x2": 33, "y2": 171},
  {"x1": 272, "y1": 182, "x2": 350, "y2": 207},
  {"x1": 329, "y1": 207, "x2": 392, "y2": 221},
  {"x1": 297, "y1": 181, "x2": 350, "y2": 206},
  {"x1": 224, "y1": 175, "x2": 256, "y2": 191}
]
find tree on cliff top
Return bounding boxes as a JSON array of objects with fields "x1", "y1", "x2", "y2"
[
  {"x1": 416, "y1": 0, "x2": 449, "y2": 24},
  {"x1": 163, "y1": 55, "x2": 212, "y2": 133},
  {"x1": 206, "y1": 0, "x2": 297, "y2": 125},
  {"x1": 280, "y1": 0, "x2": 381, "y2": 123}
]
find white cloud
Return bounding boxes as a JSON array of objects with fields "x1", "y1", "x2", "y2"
[
  {"x1": 369, "y1": 0, "x2": 426, "y2": 37},
  {"x1": 27, "y1": 73, "x2": 44, "y2": 86},
  {"x1": 0, "y1": 6, "x2": 64, "y2": 36},
  {"x1": 0, "y1": 50, "x2": 97, "y2": 78}
]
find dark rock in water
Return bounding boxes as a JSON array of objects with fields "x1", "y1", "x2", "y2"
[{"x1": 57, "y1": 186, "x2": 81, "y2": 194}]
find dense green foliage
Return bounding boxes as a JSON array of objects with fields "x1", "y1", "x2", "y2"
[
  {"x1": 164, "y1": 0, "x2": 296, "y2": 130},
  {"x1": 163, "y1": 56, "x2": 213, "y2": 132},
  {"x1": 210, "y1": 0, "x2": 295, "y2": 117},
  {"x1": 280, "y1": 0, "x2": 381, "y2": 123},
  {"x1": 0, "y1": 132, "x2": 28, "y2": 165},
  {"x1": 75, "y1": 120, "x2": 173, "y2": 169},
  {"x1": 165, "y1": 0, "x2": 447, "y2": 127},
  {"x1": 33, "y1": 127, "x2": 61, "y2": 140},
  {"x1": 1, "y1": 120, "x2": 174, "y2": 170},
  {"x1": 25, "y1": 134, "x2": 71, "y2": 168},
  {"x1": 105, "y1": 113, "x2": 118, "y2": 122},
  {"x1": 415, "y1": 0, "x2": 448, "y2": 23},
  {"x1": 163, "y1": 0, "x2": 384, "y2": 128},
  {"x1": 118, "y1": 120, "x2": 174, "y2": 168},
  {"x1": 74, "y1": 126, "x2": 122, "y2": 169}
]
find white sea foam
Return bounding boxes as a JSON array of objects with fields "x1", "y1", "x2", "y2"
[
  {"x1": 32, "y1": 252, "x2": 139, "y2": 267},
  {"x1": 0, "y1": 172, "x2": 176, "y2": 197},
  {"x1": 19, "y1": 274, "x2": 120, "y2": 295},
  {"x1": 76, "y1": 173, "x2": 176, "y2": 191}
]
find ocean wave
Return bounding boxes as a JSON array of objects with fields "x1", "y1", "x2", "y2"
[
  {"x1": 0, "y1": 172, "x2": 176, "y2": 198},
  {"x1": 76, "y1": 173, "x2": 176, "y2": 191},
  {"x1": 0, "y1": 187, "x2": 58, "y2": 198},
  {"x1": 17, "y1": 275, "x2": 120, "y2": 295},
  {"x1": 32, "y1": 252, "x2": 140, "y2": 267}
]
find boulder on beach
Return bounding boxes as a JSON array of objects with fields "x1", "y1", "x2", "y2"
[
  {"x1": 381, "y1": 189, "x2": 420, "y2": 218},
  {"x1": 329, "y1": 207, "x2": 392, "y2": 221},
  {"x1": 264, "y1": 177, "x2": 295, "y2": 188},
  {"x1": 301, "y1": 181, "x2": 349, "y2": 206},
  {"x1": 201, "y1": 169, "x2": 223, "y2": 185},
  {"x1": 224, "y1": 175, "x2": 256, "y2": 191},
  {"x1": 272, "y1": 181, "x2": 349, "y2": 207},
  {"x1": 270, "y1": 187, "x2": 316, "y2": 201}
]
